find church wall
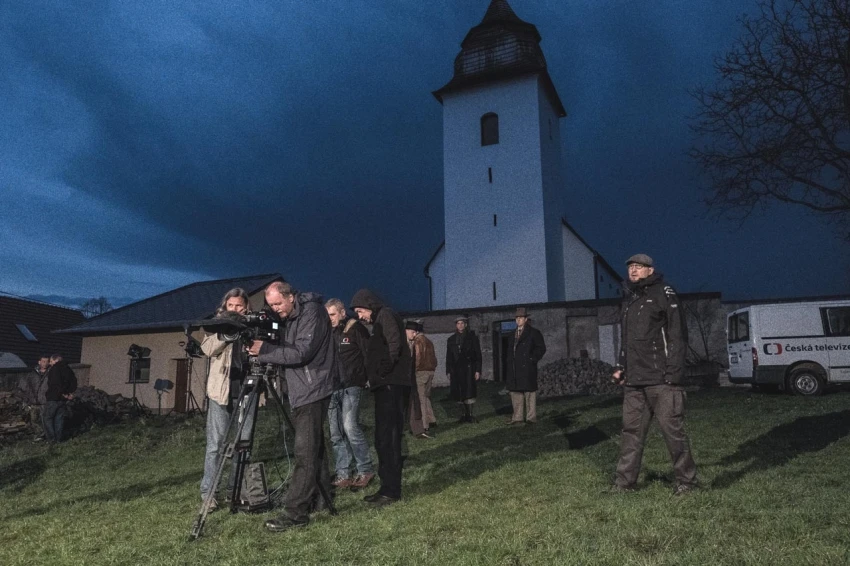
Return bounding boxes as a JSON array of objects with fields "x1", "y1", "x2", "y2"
[
  {"x1": 562, "y1": 225, "x2": 596, "y2": 300},
  {"x1": 441, "y1": 75, "x2": 549, "y2": 309},
  {"x1": 427, "y1": 245, "x2": 447, "y2": 310},
  {"x1": 538, "y1": 77, "x2": 566, "y2": 302}
]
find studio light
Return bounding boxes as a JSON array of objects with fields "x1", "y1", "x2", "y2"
[{"x1": 127, "y1": 344, "x2": 152, "y2": 359}]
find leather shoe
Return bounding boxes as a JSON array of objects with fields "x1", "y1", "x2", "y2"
[
  {"x1": 264, "y1": 515, "x2": 309, "y2": 532},
  {"x1": 363, "y1": 492, "x2": 384, "y2": 503},
  {"x1": 364, "y1": 494, "x2": 399, "y2": 508}
]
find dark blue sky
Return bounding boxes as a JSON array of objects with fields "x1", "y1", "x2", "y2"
[{"x1": 1, "y1": 0, "x2": 847, "y2": 312}]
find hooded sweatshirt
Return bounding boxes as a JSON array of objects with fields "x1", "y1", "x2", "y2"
[{"x1": 350, "y1": 289, "x2": 413, "y2": 389}]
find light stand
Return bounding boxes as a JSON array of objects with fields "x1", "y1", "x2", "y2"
[
  {"x1": 127, "y1": 344, "x2": 151, "y2": 417},
  {"x1": 181, "y1": 324, "x2": 204, "y2": 417},
  {"x1": 153, "y1": 379, "x2": 174, "y2": 415}
]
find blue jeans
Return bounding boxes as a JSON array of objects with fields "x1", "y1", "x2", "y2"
[
  {"x1": 43, "y1": 400, "x2": 65, "y2": 443},
  {"x1": 200, "y1": 394, "x2": 256, "y2": 499},
  {"x1": 328, "y1": 387, "x2": 373, "y2": 478}
]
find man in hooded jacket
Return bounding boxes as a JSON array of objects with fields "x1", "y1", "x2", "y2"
[
  {"x1": 249, "y1": 281, "x2": 338, "y2": 531},
  {"x1": 611, "y1": 254, "x2": 697, "y2": 495},
  {"x1": 350, "y1": 288, "x2": 412, "y2": 507}
]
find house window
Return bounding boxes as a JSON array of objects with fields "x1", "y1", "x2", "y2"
[
  {"x1": 15, "y1": 324, "x2": 38, "y2": 342},
  {"x1": 481, "y1": 113, "x2": 499, "y2": 146},
  {"x1": 129, "y1": 358, "x2": 151, "y2": 383}
]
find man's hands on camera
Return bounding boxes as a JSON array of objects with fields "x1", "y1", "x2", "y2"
[
  {"x1": 612, "y1": 369, "x2": 625, "y2": 386},
  {"x1": 248, "y1": 340, "x2": 264, "y2": 356}
]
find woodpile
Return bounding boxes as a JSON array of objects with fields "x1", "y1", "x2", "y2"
[
  {"x1": 537, "y1": 358, "x2": 622, "y2": 399},
  {"x1": 0, "y1": 386, "x2": 135, "y2": 440}
]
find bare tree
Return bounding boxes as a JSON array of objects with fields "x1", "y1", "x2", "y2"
[
  {"x1": 690, "y1": 0, "x2": 850, "y2": 237},
  {"x1": 81, "y1": 296, "x2": 113, "y2": 318}
]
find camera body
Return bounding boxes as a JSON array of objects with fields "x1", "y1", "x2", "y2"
[{"x1": 239, "y1": 310, "x2": 281, "y2": 344}]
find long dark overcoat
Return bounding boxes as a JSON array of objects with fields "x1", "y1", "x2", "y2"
[
  {"x1": 505, "y1": 325, "x2": 546, "y2": 392},
  {"x1": 446, "y1": 330, "x2": 482, "y2": 401}
]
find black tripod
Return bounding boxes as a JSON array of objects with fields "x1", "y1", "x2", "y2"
[
  {"x1": 128, "y1": 358, "x2": 148, "y2": 417},
  {"x1": 189, "y1": 356, "x2": 337, "y2": 540}
]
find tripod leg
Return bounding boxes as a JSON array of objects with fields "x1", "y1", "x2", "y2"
[{"x1": 190, "y1": 380, "x2": 258, "y2": 540}]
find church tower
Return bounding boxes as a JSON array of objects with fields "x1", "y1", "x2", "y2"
[{"x1": 429, "y1": 0, "x2": 568, "y2": 309}]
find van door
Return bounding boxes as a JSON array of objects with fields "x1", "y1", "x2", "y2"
[
  {"x1": 822, "y1": 306, "x2": 850, "y2": 382},
  {"x1": 727, "y1": 310, "x2": 753, "y2": 381}
]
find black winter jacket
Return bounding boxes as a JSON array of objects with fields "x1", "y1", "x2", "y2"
[
  {"x1": 45, "y1": 360, "x2": 77, "y2": 402},
  {"x1": 350, "y1": 289, "x2": 412, "y2": 390},
  {"x1": 334, "y1": 318, "x2": 369, "y2": 389},
  {"x1": 258, "y1": 292, "x2": 338, "y2": 408},
  {"x1": 618, "y1": 273, "x2": 688, "y2": 386}
]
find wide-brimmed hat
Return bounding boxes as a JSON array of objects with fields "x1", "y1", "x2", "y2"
[{"x1": 514, "y1": 307, "x2": 529, "y2": 318}]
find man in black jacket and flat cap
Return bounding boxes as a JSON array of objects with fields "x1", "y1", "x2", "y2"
[{"x1": 611, "y1": 254, "x2": 698, "y2": 495}]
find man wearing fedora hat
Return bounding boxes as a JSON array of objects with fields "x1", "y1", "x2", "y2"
[
  {"x1": 611, "y1": 254, "x2": 697, "y2": 495},
  {"x1": 405, "y1": 320, "x2": 438, "y2": 435},
  {"x1": 505, "y1": 307, "x2": 546, "y2": 424},
  {"x1": 446, "y1": 315, "x2": 482, "y2": 423}
]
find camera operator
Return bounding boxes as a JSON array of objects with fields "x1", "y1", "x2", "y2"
[
  {"x1": 199, "y1": 287, "x2": 253, "y2": 513},
  {"x1": 247, "y1": 281, "x2": 337, "y2": 532}
]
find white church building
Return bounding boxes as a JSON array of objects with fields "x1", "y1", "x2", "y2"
[{"x1": 425, "y1": 0, "x2": 621, "y2": 311}]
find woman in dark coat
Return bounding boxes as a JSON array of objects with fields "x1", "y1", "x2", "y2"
[
  {"x1": 505, "y1": 308, "x2": 546, "y2": 424},
  {"x1": 445, "y1": 316, "x2": 482, "y2": 423}
]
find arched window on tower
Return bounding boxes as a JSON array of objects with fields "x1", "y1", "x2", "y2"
[{"x1": 481, "y1": 113, "x2": 499, "y2": 146}]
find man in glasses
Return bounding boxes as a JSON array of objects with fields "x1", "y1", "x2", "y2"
[{"x1": 611, "y1": 254, "x2": 698, "y2": 495}]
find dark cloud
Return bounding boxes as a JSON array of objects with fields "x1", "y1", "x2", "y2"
[{"x1": 1, "y1": 0, "x2": 847, "y2": 310}]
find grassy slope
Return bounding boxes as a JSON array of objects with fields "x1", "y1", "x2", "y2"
[{"x1": 1, "y1": 384, "x2": 849, "y2": 566}]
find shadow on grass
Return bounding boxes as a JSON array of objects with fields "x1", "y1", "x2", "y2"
[
  {"x1": 0, "y1": 456, "x2": 47, "y2": 491},
  {"x1": 712, "y1": 409, "x2": 850, "y2": 489},
  {"x1": 1, "y1": 470, "x2": 200, "y2": 521},
  {"x1": 405, "y1": 410, "x2": 622, "y2": 498}
]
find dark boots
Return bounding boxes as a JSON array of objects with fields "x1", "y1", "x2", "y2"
[{"x1": 458, "y1": 404, "x2": 477, "y2": 424}]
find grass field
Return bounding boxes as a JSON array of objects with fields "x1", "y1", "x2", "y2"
[{"x1": 1, "y1": 383, "x2": 849, "y2": 566}]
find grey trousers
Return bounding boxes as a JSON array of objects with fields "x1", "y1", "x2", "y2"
[{"x1": 615, "y1": 384, "x2": 697, "y2": 488}]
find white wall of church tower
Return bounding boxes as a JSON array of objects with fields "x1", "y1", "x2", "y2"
[{"x1": 442, "y1": 75, "x2": 553, "y2": 309}]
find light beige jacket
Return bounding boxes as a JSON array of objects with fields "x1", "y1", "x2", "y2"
[{"x1": 201, "y1": 333, "x2": 236, "y2": 405}]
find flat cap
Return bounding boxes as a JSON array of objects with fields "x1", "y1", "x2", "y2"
[
  {"x1": 455, "y1": 315, "x2": 469, "y2": 323},
  {"x1": 625, "y1": 253, "x2": 653, "y2": 267}
]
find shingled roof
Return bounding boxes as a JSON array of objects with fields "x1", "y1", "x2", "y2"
[
  {"x1": 56, "y1": 273, "x2": 283, "y2": 335},
  {"x1": 433, "y1": 0, "x2": 565, "y2": 116},
  {"x1": 0, "y1": 293, "x2": 86, "y2": 366}
]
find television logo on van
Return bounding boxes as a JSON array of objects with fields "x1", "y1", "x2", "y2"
[{"x1": 763, "y1": 343, "x2": 783, "y2": 355}]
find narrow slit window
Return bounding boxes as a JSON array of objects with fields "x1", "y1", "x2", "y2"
[
  {"x1": 493, "y1": 214, "x2": 497, "y2": 226},
  {"x1": 488, "y1": 167, "x2": 493, "y2": 183},
  {"x1": 492, "y1": 281, "x2": 497, "y2": 300},
  {"x1": 481, "y1": 113, "x2": 499, "y2": 146}
]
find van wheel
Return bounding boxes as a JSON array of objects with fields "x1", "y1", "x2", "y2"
[{"x1": 788, "y1": 366, "x2": 825, "y2": 396}]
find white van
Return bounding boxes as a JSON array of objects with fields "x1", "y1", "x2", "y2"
[{"x1": 727, "y1": 299, "x2": 850, "y2": 395}]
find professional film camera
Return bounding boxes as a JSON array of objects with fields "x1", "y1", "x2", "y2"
[{"x1": 218, "y1": 310, "x2": 281, "y2": 344}]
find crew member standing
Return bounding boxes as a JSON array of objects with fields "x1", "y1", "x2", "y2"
[{"x1": 612, "y1": 254, "x2": 697, "y2": 495}]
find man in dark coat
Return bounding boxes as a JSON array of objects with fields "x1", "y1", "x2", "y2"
[
  {"x1": 43, "y1": 354, "x2": 77, "y2": 443},
  {"x1": 611, "y1": 254, "x2": 697, "y2": 495},
  {"x1": 505, "y1": 308, "x2": 546, "y2": 424},
  {"x1": 248, "y1": 281, "x2": 338, "y2": 531},
  {"x1": 350, "y1": 288, "x2": 412, "y2": 507},
  {"x1": 445, "y1": 315, "x2": 482, "y2": 423}
]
